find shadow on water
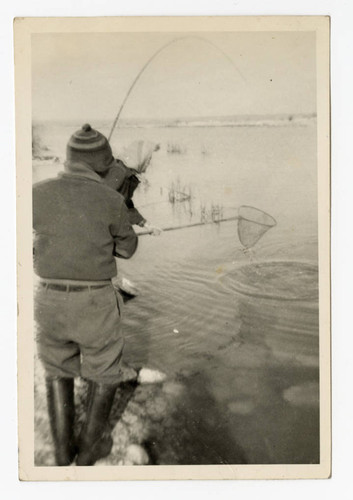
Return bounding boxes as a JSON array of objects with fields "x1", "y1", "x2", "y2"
[
  {"x1": 121, "y1": 297, "x2": 157, "y2": 369},
  {"x1": 141, "y1": 371, "x2": 248, "y2": 465},
  {"x1": 226, "y1": 286, "x2": 320, "y2": 464}
]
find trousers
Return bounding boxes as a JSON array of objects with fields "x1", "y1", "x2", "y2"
[{"x1": 35, "y1": 281, "x2": 125, "y2": 384}]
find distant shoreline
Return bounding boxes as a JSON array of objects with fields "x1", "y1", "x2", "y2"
[{"x1": 32, "y1": 113, "x2": 317, "y2": 129}]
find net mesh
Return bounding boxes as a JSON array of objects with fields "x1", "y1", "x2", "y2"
[{"x1": 237, "y1": 205, "x2": 277, "y2": 249}]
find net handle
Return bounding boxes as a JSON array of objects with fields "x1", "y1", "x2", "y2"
[{"x1": 137, "y1": 216, "x2": 239, "y2": 236}]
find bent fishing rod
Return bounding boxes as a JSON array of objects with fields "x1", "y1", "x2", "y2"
[{"x1": 108, "y1": 36, "x2": 245, "y2": 142}]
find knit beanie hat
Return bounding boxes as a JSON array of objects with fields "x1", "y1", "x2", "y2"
[{"x1": 66, "y1": 124, "x2": 114, "y2": 173}]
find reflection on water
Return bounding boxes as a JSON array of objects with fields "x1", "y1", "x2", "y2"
[
  {"x1": 222, "y1": 261, "x2": 319, "y2": 301},
  {"x1": 33, "y1": 121, "x2": 319, "y2": 464}
]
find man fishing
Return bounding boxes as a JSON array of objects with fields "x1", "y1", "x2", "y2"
[
  {"x1": 102, "y1": 139, "x2": 162, "y2": 298},
  {"x1": 33, "y1": 123, "x2": 138, "y2": 466}
]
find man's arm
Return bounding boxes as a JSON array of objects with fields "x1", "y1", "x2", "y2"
[{"x1": 110, "y1": 196, "x2": 138, "y2": 259}]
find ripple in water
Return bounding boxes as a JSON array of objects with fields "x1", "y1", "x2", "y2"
[{"x1": 221, "y1": 261, "x2": 318, "y2": 301}]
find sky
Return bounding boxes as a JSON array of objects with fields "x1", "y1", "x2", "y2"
[{"x1": 32, "y1": 31, "x2": 316, "y2": 122}]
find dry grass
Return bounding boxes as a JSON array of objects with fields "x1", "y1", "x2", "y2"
[{"x1": 166, "y1": 142, "x2": 187, "y2": 155}]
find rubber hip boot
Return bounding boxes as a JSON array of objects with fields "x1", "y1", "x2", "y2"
[
  {"x1": 46, "y1": 377, "x2": 77, "y2": 466},
  {"x1": 76, "y1": 381, "x2": 118, "y2": 466}
]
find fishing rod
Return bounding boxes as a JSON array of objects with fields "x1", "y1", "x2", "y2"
[{"x1": 108, "y1": 36, "x2": 245, "y2": 142}]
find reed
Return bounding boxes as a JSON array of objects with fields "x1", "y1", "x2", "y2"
[
  {"x1": 200, "y1": 203, "x2": 224, "y2": 223},
  {"x1": 166, "y1": 142, "x2": 187, "y2": 155},
  {"x1": 168, "y1": 178, "x2": 192, "y2": 203}
]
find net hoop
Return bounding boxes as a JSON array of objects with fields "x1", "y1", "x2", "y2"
[
  {"x1": 238, "y1": 205, "x2": 277, "y2": 227},
  {"x1": 237, "y1": 205, "x2": 277, "y2": 249}
]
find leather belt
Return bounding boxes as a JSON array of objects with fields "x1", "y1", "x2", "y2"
[{"x1": 40, "y1": 282, "x2": 110, "y2": 292}]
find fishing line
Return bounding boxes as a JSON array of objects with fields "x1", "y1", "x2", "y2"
[{"x1": 108, "y1": 36, "x2": 246, "y2": 142}]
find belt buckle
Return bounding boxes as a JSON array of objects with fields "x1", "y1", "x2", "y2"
[{"x1": 69, "y1": 285, "x2": 84, "y2": 292}]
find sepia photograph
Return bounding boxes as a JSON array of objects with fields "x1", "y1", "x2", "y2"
[{"x1": 15, "y1": 16, "x2": 330, "y2": 480}]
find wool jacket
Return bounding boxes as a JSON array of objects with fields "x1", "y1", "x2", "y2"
[
  {"x1": 33, "y1": 161, "x2": 138, "y2": 280},
  {"x1": 102, "y1": 159, "x2": 146, "y2": 226}
]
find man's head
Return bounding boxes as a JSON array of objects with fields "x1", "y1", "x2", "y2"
[{"x1": 66, "y1": 124, "x2": 114, "y2": 173}]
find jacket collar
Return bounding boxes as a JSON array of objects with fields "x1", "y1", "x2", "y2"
[{"x1": 60, "y1": 161, "x2": 103, "y2": 183}]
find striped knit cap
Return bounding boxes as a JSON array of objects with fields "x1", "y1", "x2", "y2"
[{"x1": 66, "y1": 124, "x2": 114, "y2": 173}]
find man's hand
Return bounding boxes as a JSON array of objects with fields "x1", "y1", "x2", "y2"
[{"x1": 144, "y1": 222, "x2": 162, "y2": 236}]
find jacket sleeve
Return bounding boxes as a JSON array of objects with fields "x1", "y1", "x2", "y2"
[
  {"x1": 126, "y1": 199, "x2": 146, "y2": 226},
  {"x1": 110, "y1": 196, "x2": 138, "y2": 259},
  {"x1": 104, "y1": 162, "x2": 146, "y2": 226}
]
